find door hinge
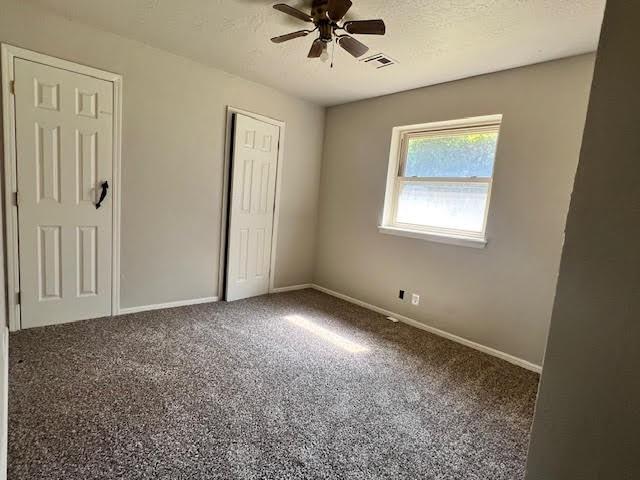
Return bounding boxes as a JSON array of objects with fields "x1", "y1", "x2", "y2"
[
  {"x1": 9, "y1": 80, "x2": 15, "y2": 95},
  {"x1": 12, "y1": 191, "x2": 18, "y2": 207},
  {"x1": 15, "y1": 292, "x2": 20, "y2": 305}
]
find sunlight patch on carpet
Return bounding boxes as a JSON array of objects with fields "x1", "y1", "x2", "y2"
[{"x1": 285, "y1": 314, "x2": 369, "y2": 353}]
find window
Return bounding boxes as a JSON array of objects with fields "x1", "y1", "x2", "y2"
[{"x1": 380, "y1": 115, "x2": 502, "y2": 247}]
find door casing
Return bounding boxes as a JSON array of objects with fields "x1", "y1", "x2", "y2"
[
  {"x1": 1, "y1": 44, "x2": 123, "y2": 331},
  {"x1": 219, "y1": 107, "x2": 285, "y2": 300}
]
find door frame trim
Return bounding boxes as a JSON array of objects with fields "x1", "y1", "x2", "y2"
[
  {"x1": 219, "y1": 106, "x2": 285, "y2": 300},
  {"x1": 1, "y1": 44, "x2": 123, "y2": 331}
]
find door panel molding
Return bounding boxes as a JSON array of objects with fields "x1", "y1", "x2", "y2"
[
  {"x1": 220, "y1": 107, "x2": 285, "y2": 300},
  {"x1": 1, "y1": 44, "x2": 123, "y2": 331},
  {"x1": 225, "y1": 114, "x2": 280, "y2": 301}
]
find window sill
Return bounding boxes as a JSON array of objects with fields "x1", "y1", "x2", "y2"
[{"x1": 378, "y1": 226, "x2": 488, "y2": 249}]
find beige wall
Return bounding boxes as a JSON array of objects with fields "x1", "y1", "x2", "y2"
[
  {"x1": 315, "y1": 55, "x2": 595, "y2": 366},
  {"x1": 0, "y1": 0, "x2": 325, "y2": 309},
  {"x1": 526, "y1": 2, "x2": 640, "y2": 477}
]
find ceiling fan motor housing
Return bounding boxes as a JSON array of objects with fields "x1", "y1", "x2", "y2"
[
  {"x1": 312, "y1": 0, "x2": 335, "y2": 42},
  {"x1": 318, "y1": 22, "x2": 333, "y2": 42}
]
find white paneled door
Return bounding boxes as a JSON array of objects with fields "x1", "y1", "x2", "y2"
[
  {"x1": 226, "y1": 114, "x2": 280, "y2": 301},
  {"x1": 14, "y1": 58, "x2": 114, "y2": 329}
]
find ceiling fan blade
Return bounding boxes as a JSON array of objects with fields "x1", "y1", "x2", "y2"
[
  {"x1": 338, "y1": 35, "x2": 369, "y2": 58},
  {"x1": 273, "y1": 3, "x2": 313, "y2": 23},
  {"x1": 308, "y1": 39, "x2": 325, "y2": 58},
  {"x1": 327, "y1": 0, "x2": 352, "y2": 21},
  {"x1": 344, "y1": 19, "x2": 386, "y2": 35},
  {"x1": 271, "y1": 30, "x2": 311, "y2": 43}
]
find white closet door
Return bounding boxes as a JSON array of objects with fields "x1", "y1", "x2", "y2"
[
  {"x1": 226, "y1": 114, "x2": 280, "y2": 301},
  {"x1": 14, "y1": 58, "x2": 114, "y2": 328}
]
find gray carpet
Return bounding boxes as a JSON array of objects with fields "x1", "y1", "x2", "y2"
[{"x1": 9, "y1": 289, "x2": 539, "y2": 479}]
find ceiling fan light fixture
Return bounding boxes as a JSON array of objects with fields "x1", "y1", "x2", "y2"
[{"x1": 320, "y1": 46, "x2": 330, "y2": 63}]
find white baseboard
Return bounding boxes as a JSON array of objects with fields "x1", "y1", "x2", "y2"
[
  {"x1": 311, "y1": 284, "x2": 542, "y2": 373},
  {"x1": 118, "y1": 296, "x2": 219, "y2": 315},
  {"x1": 270, "y1": 284, "x2": 313, "y2": 293},
  {"x1": 115, "y1": 285, "x2": 541, "y2": 372}
]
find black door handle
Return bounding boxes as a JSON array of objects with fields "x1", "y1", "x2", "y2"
[{"x1": 95, "y1": 181, "x2": 109, "y2": 209}]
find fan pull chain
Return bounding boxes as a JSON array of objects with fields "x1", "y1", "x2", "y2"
[{"x1": 331, "y1": 40, "x2": 336, "y2": 69}]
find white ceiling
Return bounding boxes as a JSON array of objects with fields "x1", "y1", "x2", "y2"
[{"x1": 28, "y1": 0, "x2": 606, "y2": 106}]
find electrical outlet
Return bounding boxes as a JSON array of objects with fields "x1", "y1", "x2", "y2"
[
  {"x1": 411, "y1": 293, "x2": 420, "y2": 306},
  {"x1": 398, "y1": 289, "x2": 405, "y2": 300}
]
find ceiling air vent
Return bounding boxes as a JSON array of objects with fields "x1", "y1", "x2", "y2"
[{"x1": 361, "y1": 53, "x2": 397, "y2": 69}]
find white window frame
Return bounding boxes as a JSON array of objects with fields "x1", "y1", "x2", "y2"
[{"x1": 379, "y1": 115, "x2": 502, "y2": 248}]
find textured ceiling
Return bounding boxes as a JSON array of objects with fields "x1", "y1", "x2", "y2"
[{"x1": 27, "y1": 0, "x2": 606, "y2": 106}]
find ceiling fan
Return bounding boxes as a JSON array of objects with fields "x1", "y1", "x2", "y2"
[{"x1": 270, "y1": 0, "x2": 386, "y2": 60}]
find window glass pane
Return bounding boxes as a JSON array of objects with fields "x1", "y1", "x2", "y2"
[
  {"x1": 395, "y1": 182, "x2": 489, "y2": 233},
  {"x1": 404, "y1": 131, "x2": 498, "y2": 178}
]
